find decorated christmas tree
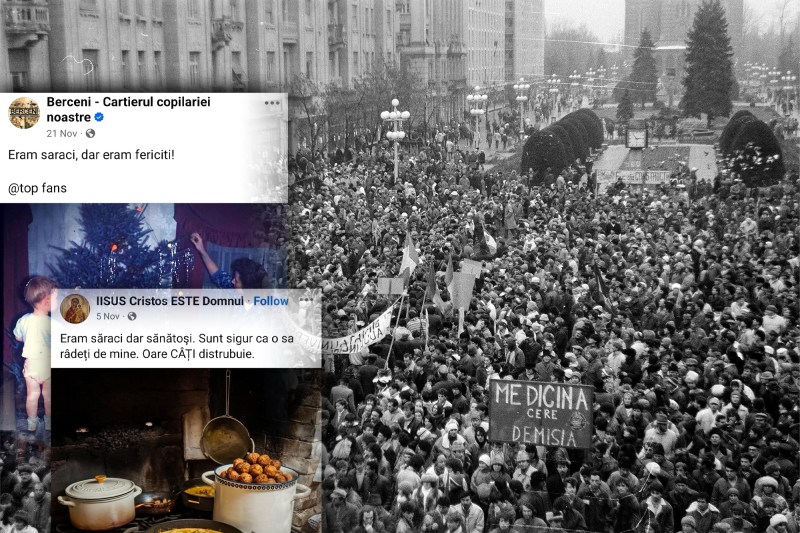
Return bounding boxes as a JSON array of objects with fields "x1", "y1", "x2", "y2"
[{"x1": 49, "y1": 204, "x2": 192, "y2": 288}]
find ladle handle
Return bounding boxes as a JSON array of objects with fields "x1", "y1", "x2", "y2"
[{"x1": 225, "y1": 369, "x2": 231, "y2": 416}]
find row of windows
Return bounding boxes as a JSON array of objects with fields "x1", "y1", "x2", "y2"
[{"x1": 117, "y1": 49, "x2": 165, "y2": 90}]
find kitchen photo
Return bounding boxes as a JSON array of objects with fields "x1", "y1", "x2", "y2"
[{"x1": 50, "y1": 368, "x2": 322, "y2": 533}]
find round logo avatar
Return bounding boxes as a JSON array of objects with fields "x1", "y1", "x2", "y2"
[{"x1": 8, "y1": 97, "x2": 40, "y2": 129}]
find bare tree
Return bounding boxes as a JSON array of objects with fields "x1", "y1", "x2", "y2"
[{"x1": 290, "y1": 74, "x2": 322, "y2": 153}]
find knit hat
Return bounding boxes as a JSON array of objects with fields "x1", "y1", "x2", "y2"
[
  {"x1": 681, "y1": 517, "x2": 696, "y2": 528},
  {"x1": 479, "y1": 454, "x2": 491, "y2": 466},
  {"x1": 770, "y1": 515, "x2": 788, "y2": 527}
]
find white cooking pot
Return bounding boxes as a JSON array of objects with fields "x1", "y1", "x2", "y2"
[
  {"x1": 58, "y1": 475, "x2": 143, "y2": 531},
  {"x1": 202, "y1": 465, "x2": 310, "y2": 533}
]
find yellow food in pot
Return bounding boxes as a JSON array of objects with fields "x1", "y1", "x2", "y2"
[
  {"x1": 184, "y1": 486, "x2": 215, "y2": 498},
  {"x1": 158, "y1": 527, "x2": 222, "y2": 533}
]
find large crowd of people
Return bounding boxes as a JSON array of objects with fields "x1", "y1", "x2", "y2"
[
  {"x1": 289, "y1": 136, "x2": 800, "y2": 533},
  {"x1": 0, "y1": 433, "x2": 50, "y2": 533}
]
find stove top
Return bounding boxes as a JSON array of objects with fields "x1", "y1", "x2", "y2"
[{"x1": 55, "y1": 511, "x2": 213, "y2": 533}]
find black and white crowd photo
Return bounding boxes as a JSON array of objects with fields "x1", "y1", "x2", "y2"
[{"x1": 285, "y1": 0, "x2": 799, "y2": 532}]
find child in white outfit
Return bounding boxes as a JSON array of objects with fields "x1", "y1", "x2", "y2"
[{"x1": 13, "y1": 276, "x2": 57, "y2": 431}]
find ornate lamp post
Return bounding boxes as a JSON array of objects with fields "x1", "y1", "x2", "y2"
[
  {"x1": 781, "y1": 71, "x2": 796, "y2": 115},
  {"x1": 466, "y1": 86, "x2": 488, "y2": 148},
  {"x1": 598, "y1": 66, "x2": 606, "y2": 97},
  {"x1": 769, "y1": 69, "x2": 781, "y2": 108},
  {"x1": 380, "y1": 98, "x2": 409, "y2": 181},
  {"x1": 569, "y1": 70, "x2": 580, "y2": 110},
  {"x1": 513, "y1": 77, "x2": 530, "y2": 135},
  {"x1": 548, "y1": 74, "x2": 560, "y2": 122}
]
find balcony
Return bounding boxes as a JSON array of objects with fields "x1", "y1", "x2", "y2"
[
  {"x1": 328, "y1": 23, "x2": 343, "y2": 46},
  {"x1": 282, "y1": 20, "x2": 298, "y2": 41},
  {"x1": 211, "y1": 17, "x2": 243, "y2": 47},
  {"x1": 4, "y1": 2, "x2": 49, "y2": 35}
]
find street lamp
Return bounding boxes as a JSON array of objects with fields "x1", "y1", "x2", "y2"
[
  {"x1": 466, "y1": 86, "x2": 488, "y2": 148},
  {"x1": 598, "y1": 66, "x2": 606, "y2": 97},
  {"x1": 769, "y1": 69, "x2": 781, "y2": 108},
  {"x1": 781, "y1": 71, "x2": 796, "y2": 115},
  {"x1": 513, "y1": 77, "x2": 530, "y2": 135},
  {"x1": 548, "y1": 74, "x2": 560, "y2": 122},
  {"x1": 380, "y1": 98, "x2": 410, "y2": 181},
  {"x1": 570, "y1": 70, "x2": 580, "y2": 110}
]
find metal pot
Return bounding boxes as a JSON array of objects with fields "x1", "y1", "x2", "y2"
[
  {"x1": 58, "y1": 475, "x2": 142, "y2": 531},
  {"x1": 181, "y1": 479, "x2": 214, "y2": 513},
  {"x1": 202, "y1": 465, "x2": 310, "y2": 533}
]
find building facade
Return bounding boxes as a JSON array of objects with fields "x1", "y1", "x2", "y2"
[
  {"x1": 2, "y1": 0, "x2": 543, "y2": 146},
  {"x1": 505, "y1": 0, "x2": 544, "y2": 82}
]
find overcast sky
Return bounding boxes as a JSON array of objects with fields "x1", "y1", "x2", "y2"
[{"x1": 544, "y1": 0, "x2": 796, "y2": 42}]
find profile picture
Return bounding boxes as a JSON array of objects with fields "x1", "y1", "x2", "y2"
[
  {"x1": 8, "y1": 97, "x2": 40, "y2": 129},
  {"x1": 60, "y1": 294, "x2": 90, "y2": 324}
]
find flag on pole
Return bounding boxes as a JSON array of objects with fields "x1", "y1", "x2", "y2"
[
  {"x1": 427, "y1": 263, "x2": 446, "y2": 313},
  {"x1": 484, "y1": 231, "x2": 497, "y2": 255},
  {"x1": 593, "y1": 262, "x2": 609, "y2": 306},
  {"x1": 398, "y1": 231, "x2": 420, "y2": 280},
  {"x1": 445, "y1": 253, "x2": 454, "y2": 295},
  {"x1": 426, "y1": 263, "x2": 437, "y2": 299}
]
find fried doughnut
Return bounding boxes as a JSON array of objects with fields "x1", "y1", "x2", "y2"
[
  {"x1": 264, "y1": 465, "x2": 278, "y2": 476},
  {"x1": 257, "y1": 454, "x2": 271, "y2": 466},
  {"x1": 219, "y1": 469, "x2": 229, "y2": 479},
  {"x1": 270, "y1": 459, "x2": 281, "y2": 469},
  {"x1": 254, "y1": 474, "x2": 269, "y2": 484},
  {"x1": 235, "y1": 462, "x2": 251, "y2": 474},
  {"x1": 246, "y1": 452, "x2": 260, "y2": 464},
  {"x1": 239, "y1": 473, "x2": 253, "y2": 483},
  {"x1": 227, "y1": 470, "x2": 241, "y2": 482},
  {"x1": 274, "y1": 473, "x2": 286, "y2": 483},
  {"x1": 232, "y1": 458, "x2": 245, "y2": 467},
  {"x1": 250, "y1": 464, "x2": 264, "y2": 475}
]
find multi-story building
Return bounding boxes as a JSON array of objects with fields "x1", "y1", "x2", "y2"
[
  {"x1": 463, "y1": 0, "x2": 505, "y2": 89},
  {"x1": 4, "y1": 0, "x2": 51, "y2": 91},
  {"x1": 0, "y1": 4, "x2": 14, "y2": 91},
  {"x1": 505, "y1": 0, "x2": 543, "y2": 82},
  {"x1": 245, "y1": 0, "x2": 329, "y2": 92},
  {"x1": 1, "y1": 0, "x2": 543, "y2": 146},
  {"x1": 327, "y1": 0, "x2": 385, "y2": 89}
]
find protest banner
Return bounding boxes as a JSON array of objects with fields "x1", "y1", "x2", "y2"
[
  {"x1": 450, "y1": 272, "x2": 476, "y2": 309},
  {"x1": 378, "y1": 277, "x2": 405, "y2": 295},
  {"x1": 462, "y1": 259, "x2": 483, "y2": 278},
  {"x1": 293, "y1": 304, "x2": 395, "y2": 355},
  {"x1": 489, "y1": 380, "x2": 594, "y2": 449}
]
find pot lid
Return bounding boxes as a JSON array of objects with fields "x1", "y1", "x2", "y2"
[{"x1": 66, "y1": 475, "x2": 137, "y2": 500}]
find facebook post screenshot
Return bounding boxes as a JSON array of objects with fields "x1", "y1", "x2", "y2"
[{"x1": 2, "y1": 11, "x2": 322, "y2": 531}]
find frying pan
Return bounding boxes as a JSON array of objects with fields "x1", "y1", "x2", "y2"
[
  {"x1": 134, "y1": 491, "x2": 179, "y2": 516},
  {"x1": 200, "y1": 370, "x2": 253, "y2": 464},
  {"x1": 144, "y1": 518, "x2": 243, "y2": 533},
  {"x1": 181, "y1": 478, "x2": 214, "y2": 512}
]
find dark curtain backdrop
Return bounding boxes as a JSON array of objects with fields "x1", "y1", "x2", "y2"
[
  {"x1": 3, "y1": 205, "x2": 32, "y2": 366},
  {"x1": 173, "y1": 205, "x2": 265, "y2": 288}
]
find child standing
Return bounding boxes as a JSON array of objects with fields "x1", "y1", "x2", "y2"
[{"x1": 13, "y1": 276, "x2": 57, "y2": 432}]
